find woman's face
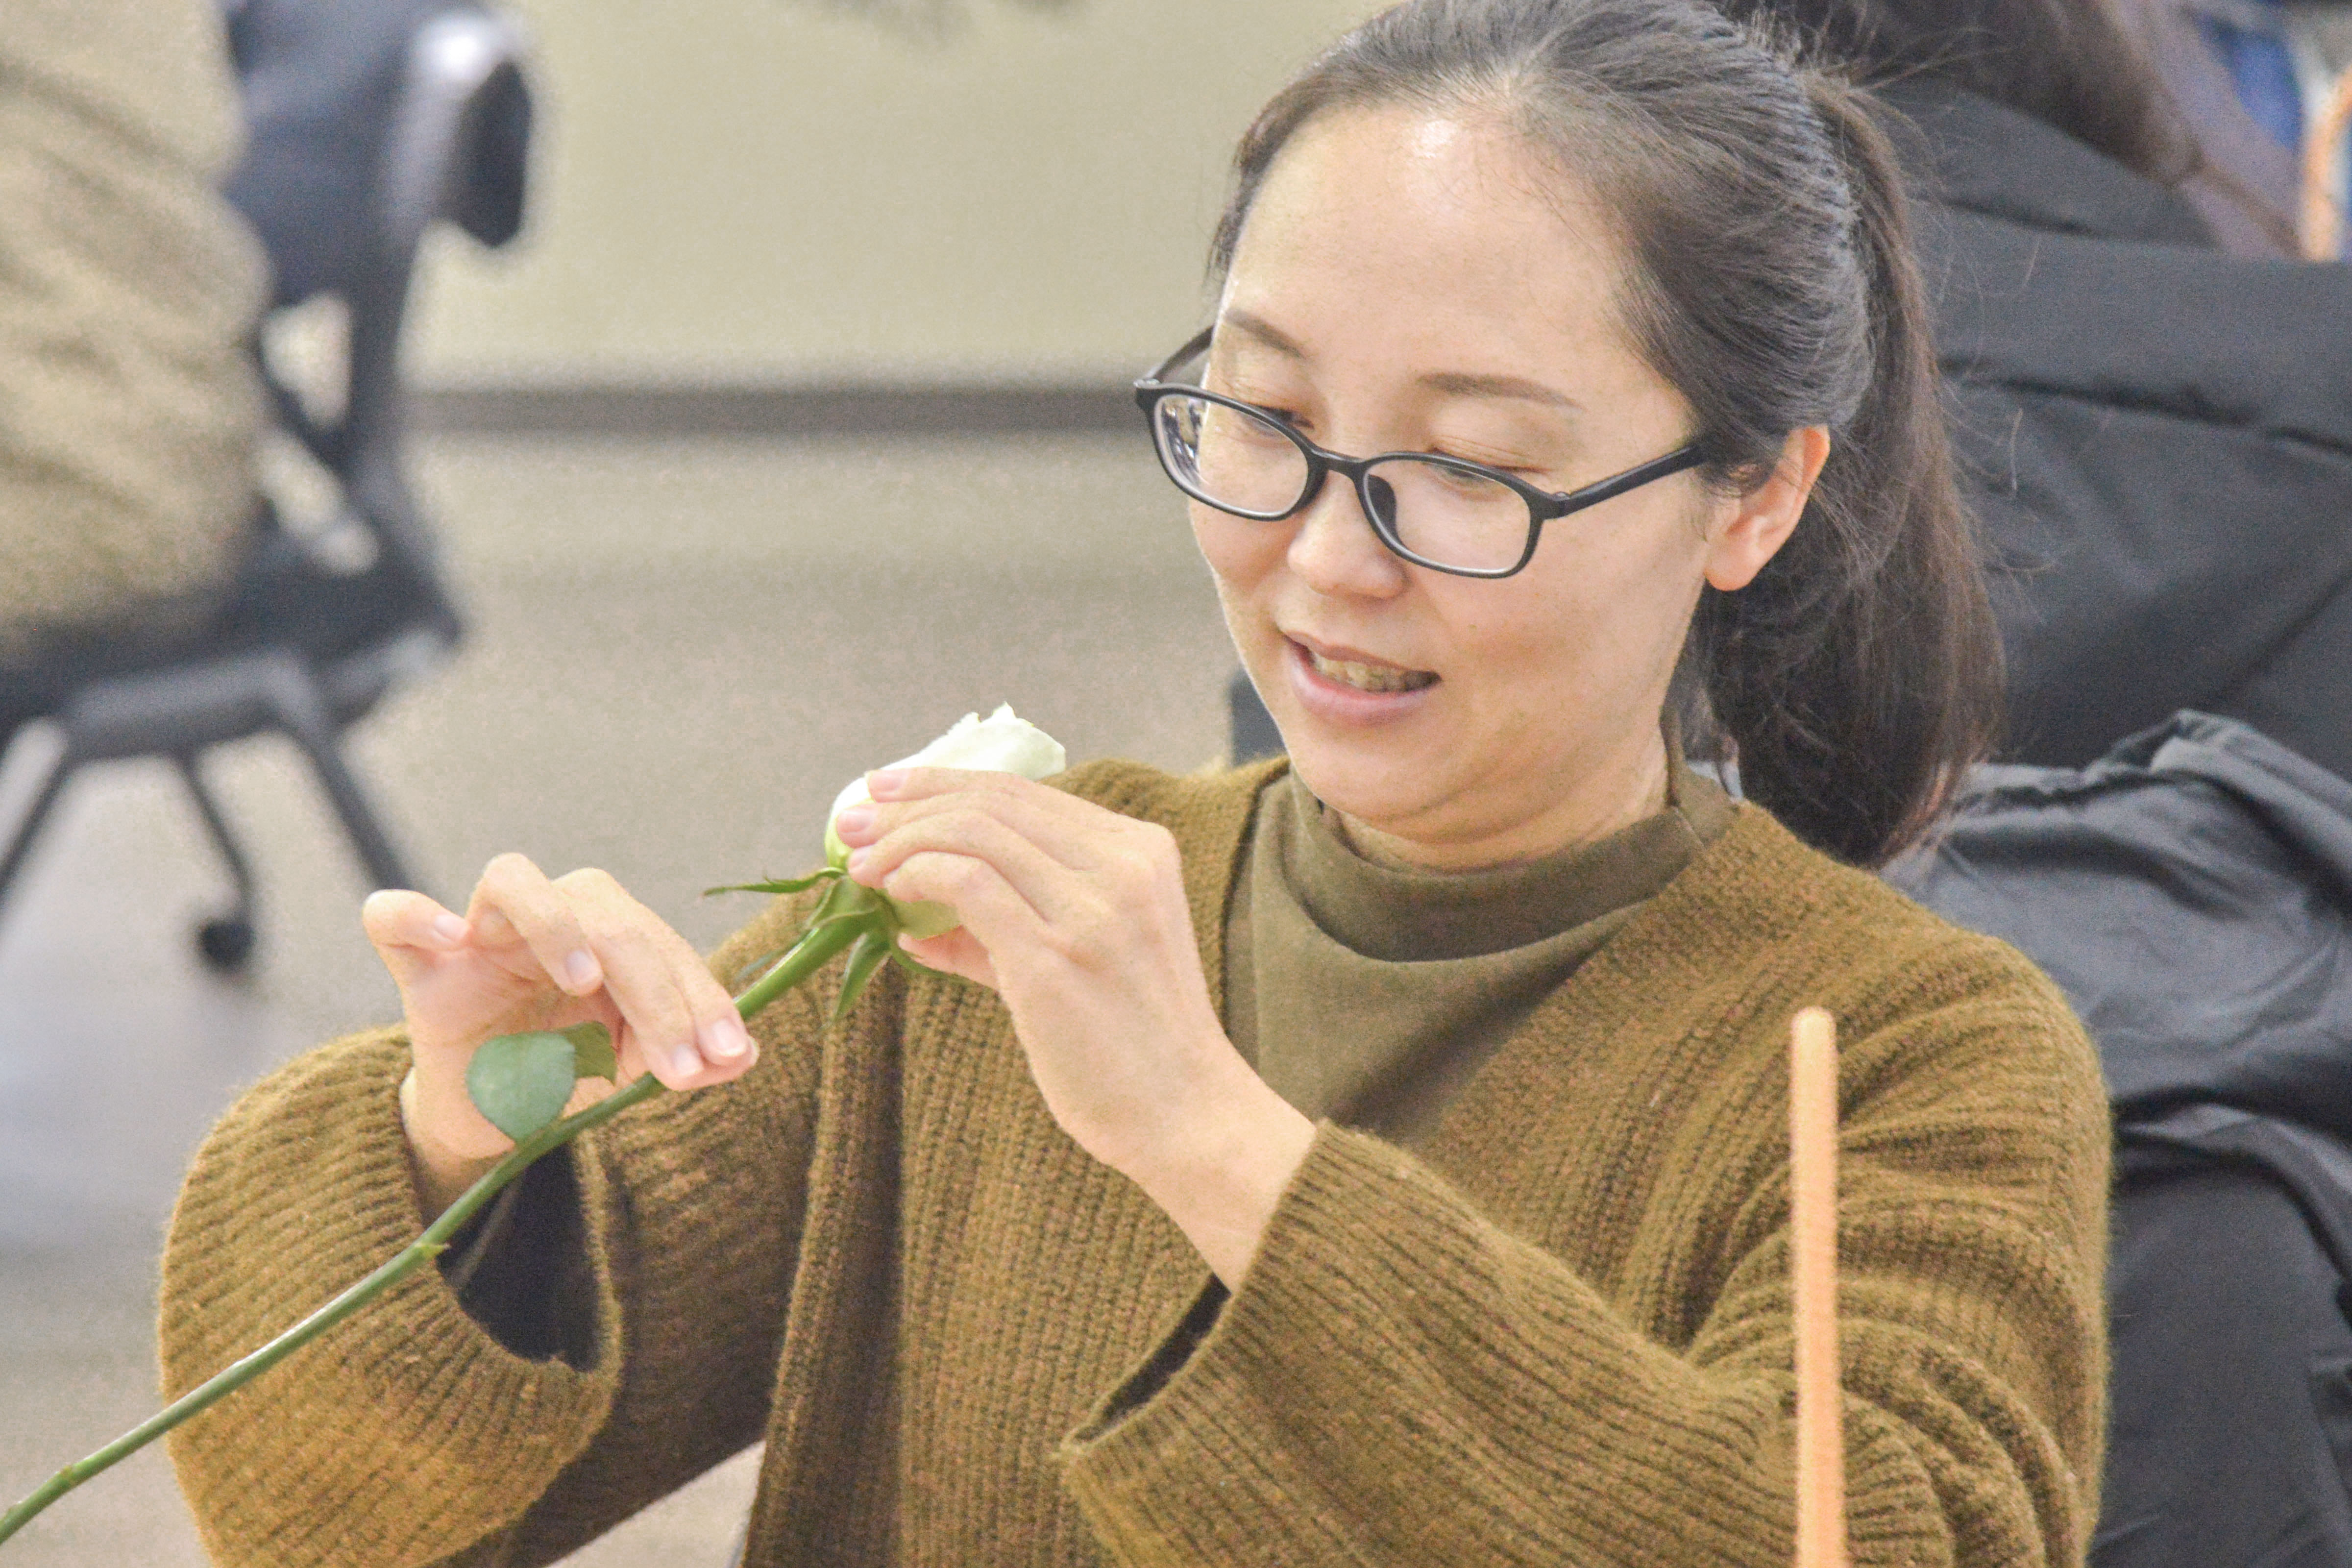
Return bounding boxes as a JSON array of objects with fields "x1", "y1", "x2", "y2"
[{"x1": 1196, "y1": 106, "x2": 1813, "y2": 870}]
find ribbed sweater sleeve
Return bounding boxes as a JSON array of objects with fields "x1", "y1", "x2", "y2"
[
  {"x1": 158, "y1": 897, "x2": 828, "y2": 1568},
  {"x1": 1058, "y1": 934, "x2": 2109, "y2": 1568}
]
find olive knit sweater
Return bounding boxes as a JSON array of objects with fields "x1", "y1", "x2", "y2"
[{"x1": 159, "y1": 759, "x2": 2109, "y2": 1567}]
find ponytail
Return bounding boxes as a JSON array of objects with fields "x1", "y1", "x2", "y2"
[
  {"x1": 1212, "y1": 0, "x2": 2005, "y2": 864},
  {"x1": 1688, "y1": 76, "x2": 2003, "y2": 864}
]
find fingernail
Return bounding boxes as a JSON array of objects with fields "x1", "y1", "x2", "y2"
[
  {"x1": 833, "y1": 804, "x2": 876, "y2": 840},
  {"x1": 431, "y1": 913, "x2": 468, "y2": 946},
  {"x1": 564, "y1": 950, "x2": 601, "y2": 991},
  {"x1": 846, "y1": 846, "x2": 871, "y2": 875},
  {"x1": 867, "y1": 768, "x2": 908, "y2": 798},
  {"x1": 700, "y1": 1017, "x2": 752, "y2": 1060},
  {"x1": 671, "y1": 1042, "x2": 703, "y2": 1079}
]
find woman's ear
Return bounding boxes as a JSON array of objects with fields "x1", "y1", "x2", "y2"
[{"x1": 1703, "y1": 426, "x2": 1830, "y2": 592}]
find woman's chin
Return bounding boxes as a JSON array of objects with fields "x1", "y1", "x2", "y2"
[{"x1": 1277, "y1": 727, "x2": 1440, "y2": 830}]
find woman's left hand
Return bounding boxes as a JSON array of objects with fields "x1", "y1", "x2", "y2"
[{"x1": 832, "y1": 766, "x2": 1314, "y2": 1285}]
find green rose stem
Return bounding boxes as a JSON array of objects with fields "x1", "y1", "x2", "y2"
[
  {"x1": 4, "y1": 705, "x2": 1054, "y2": 1547},
  {"x1": 0, "y1": 898, "x2": 873, "y2": 1549},
  {"x1": 0, "y1": 1072, "x2": 663, "y2": 1549}
]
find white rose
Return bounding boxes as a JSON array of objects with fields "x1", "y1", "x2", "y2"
[{"x1": 825, "y1": 704, "x2": 1068, "y2": 937}]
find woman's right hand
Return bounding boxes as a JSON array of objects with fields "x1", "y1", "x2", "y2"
[{"x1": 363, "y1": 854, "x2": 758, "y2": 1216}]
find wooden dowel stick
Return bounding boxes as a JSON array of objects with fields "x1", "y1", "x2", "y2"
[
  {"x1": 1790, "y1": 1006, "x2": 1847, "y2": 1568},
  {"x1": 2302, "y1": 66, "x2": 2352, "y2": 262}
]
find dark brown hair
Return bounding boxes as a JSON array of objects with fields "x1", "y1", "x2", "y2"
[
  {"x1": 1210, "y1": 0, "x2": 2003, "y2": 866},
  {"x1": 1710, "y1": 0, "x2": 2196, "y2": 184}
]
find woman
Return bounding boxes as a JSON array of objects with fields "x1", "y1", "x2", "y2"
[{"x1": 159, "y1": 1, "x2": 2107, "y2": 1564}]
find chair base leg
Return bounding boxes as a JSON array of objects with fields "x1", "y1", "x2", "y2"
[
  {"x1": 0, "y1": 723, "x2": 77, "y2": 929},
  {"x1": 261, "y1": 656, "x2": 422, "y2": 897},
  {"x1": 0, "y1": 655, "x2": 430, "y2": 962},
  {"x1": 173, "y1": 752, "x2": 259, "y2": 974}
]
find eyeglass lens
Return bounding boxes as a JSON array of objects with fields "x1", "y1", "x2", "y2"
[{"x1": 1152, "y1": 393, "x2": 1532, "y2": 573}]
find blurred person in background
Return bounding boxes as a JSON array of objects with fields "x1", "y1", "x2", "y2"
[
  {"x1": 1710, "y1": 1, "x2": 2352, "y2": 1564},
  {"x1": 2129, "y1": 0, "x2": 2352, "y2": 254},
  {"x1": 1713, "y1": 0, "x2": 2352, "y2": 784},
  {"x1": 2124, "y1": 0, "x2": 2348, "y2": 254},
  {"x1": 0, "y1": 0, "x2": 266, "y2": 712}
]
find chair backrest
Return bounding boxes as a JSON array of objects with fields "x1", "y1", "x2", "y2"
[
  {"x1": 223, "y1": 0, "x2": 529, "y2": 302},
  {"x1": 220, "y1": 0, "x2": 532, "y2": 644}
]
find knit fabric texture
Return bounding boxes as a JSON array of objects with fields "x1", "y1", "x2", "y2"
[{"x1": 159, "y1": 758, "x2": 2110, "y2": 1567}]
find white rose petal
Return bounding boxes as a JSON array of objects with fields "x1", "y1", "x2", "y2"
[
  {"x1": 823, "y1": 707, "x2": 1069, "y2": 938},
  {"x1": 906, "y1": 704, "x2": 1068, "y2": 778}
]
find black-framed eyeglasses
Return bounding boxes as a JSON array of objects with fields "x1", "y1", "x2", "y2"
[{"x1": 1133, "y1": 326, "x2": 1709, "y2": 579}]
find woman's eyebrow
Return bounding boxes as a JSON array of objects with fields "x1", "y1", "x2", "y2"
[
  {"x1": 1218, "y1": 309, "x2": 1309, "y2": 359},
  {"x1": 1219, "y1": 311, "x2": 1580, "y2": 415},
  {"x1": 1418, "y1": 369, "x2": 1583, "y2": 414}
]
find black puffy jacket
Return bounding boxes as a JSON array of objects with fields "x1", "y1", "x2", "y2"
[
  {"x1": 1891, "y1": 711, "x2": 2352, "y2": 1566},
  {"x1": 1889, "y1": 80, "x2": 2352, "y2": 777},
  {"x1": 1892, "y1": 710, "x2": 2352, "y2": 1135}
]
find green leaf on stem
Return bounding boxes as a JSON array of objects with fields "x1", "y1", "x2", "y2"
[
  {"x1": 561, "y1": 1020, "x2": 617, "y2": 1082},
  {"x1": 466, "y1": 1031, "x2": 580, "y2": 1141},
  {"x1": 831, "y1": 927, "x2": 896, "y2": 1024},
  {"x1": 704, "y1": 869, "x2": 842, "y2": 897}
]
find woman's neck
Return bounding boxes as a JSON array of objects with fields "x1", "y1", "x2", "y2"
[{"x1": 1328, "y1": 725, "x2": 1674, "y2": 873}]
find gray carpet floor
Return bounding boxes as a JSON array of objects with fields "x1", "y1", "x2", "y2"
[{"x1": 0, "y1": 431, "x2": 1236, "y2": 1563}]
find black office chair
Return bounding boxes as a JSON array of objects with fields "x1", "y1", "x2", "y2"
[
  {"x1": 0, "y1": 5, "x2": 532, "y2": 971},
  {"x1": 1228, "y1": 669, "x2": 1283, "y2": 763}
]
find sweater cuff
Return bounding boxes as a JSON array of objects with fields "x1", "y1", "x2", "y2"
[{"x1": 162, "y1": 1029, "x2": 622, "y2": 1567}]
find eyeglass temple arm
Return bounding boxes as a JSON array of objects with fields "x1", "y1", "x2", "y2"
[
  {"x1": 1137, "y1": 326, "x2": 1217, "y2": 394},
  {"x1": 1540, "y1": 442, "x2": 1709, "y2": 517}
]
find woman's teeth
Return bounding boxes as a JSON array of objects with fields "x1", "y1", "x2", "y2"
[{"x1": 1307, "y1": 648, "x2": 1437, "y2": 694}]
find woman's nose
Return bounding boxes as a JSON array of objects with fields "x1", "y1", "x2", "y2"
[{"x1": 1286, "y1": 468, "x2": 1410, "y2": 599}]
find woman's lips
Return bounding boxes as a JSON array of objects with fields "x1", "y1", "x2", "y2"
[
  {"x1": 1282, "y1": 637, "x2": 1439, "y2": 721},
  {"x1": 1284, "y1": 633, "x2": 1437, "y2": 685}
]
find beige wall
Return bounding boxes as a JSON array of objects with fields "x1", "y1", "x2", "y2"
[{"x1": 409, "y1": 0, "x2": 1383, "y2": 389}]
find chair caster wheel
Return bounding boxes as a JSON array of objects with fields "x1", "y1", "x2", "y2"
[{"x1": 196, "y1": 916, "x2": 256, "y2": 973}]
